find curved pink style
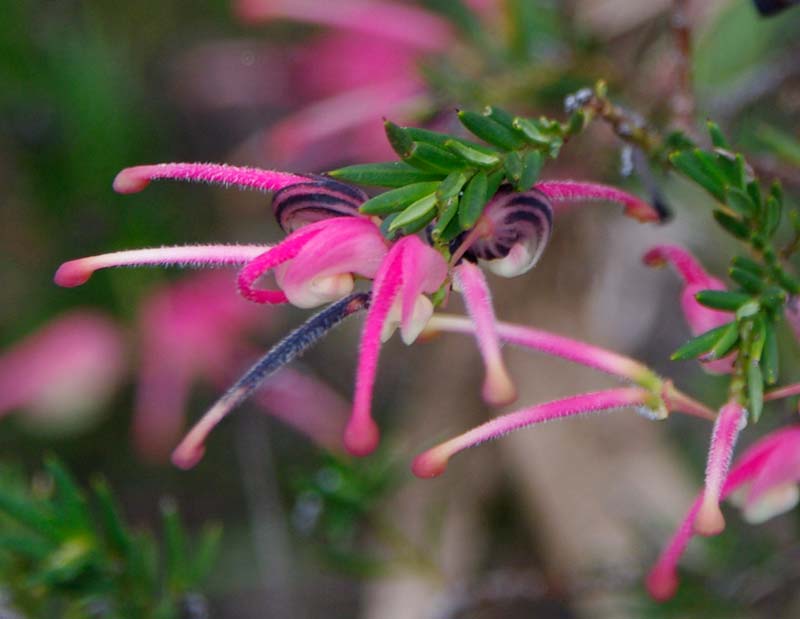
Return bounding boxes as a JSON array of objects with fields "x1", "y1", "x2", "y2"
[
  {"x1": 454, "y1": 261, "x2": 516, "y2": 406},
  {"x1": 55, "y1": 245, "x2": 268, "y2": 288},
  {"x1": 346, "y1": 236, "x2": 448, "y2": 456},
  {"x1": 0, "y1": 311, "x2": 126, "y2": 429},
  {"x1": 644, "y1": 244, "x2": 734, "y2": 374},
  {"x1": 412, "y1": 387, "x2": 652, "y2": 478},
  {"x1": 535, "y1": 180, "x2": 660, "y2": 223},
  {"x1": 113, "y1": 163, "x2": 308, "y2": 194},
  {"x1": 647, "y1": 426, "x2": 800, "y2": 601}
]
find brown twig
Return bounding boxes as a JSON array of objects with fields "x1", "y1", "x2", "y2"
[{"x1": 671, "y1": 0, "x2": 696, "y2": 133}]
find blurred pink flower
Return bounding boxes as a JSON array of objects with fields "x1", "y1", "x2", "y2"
[
  {"x1": 233, "y1": 0, "x2": 456, "y2": 167},
  {"x1": 644, "y1": 244, "x2": 735, "y2": 373},
  {"x1": 0, "y1": 311, "x2": 126, "y2": 434},
  {"x1": 135, "y1": 271, "x2": 350, "y2": 461},
  {"x1": 647, "y1": 424, "x2": 800, "y2": 601}
]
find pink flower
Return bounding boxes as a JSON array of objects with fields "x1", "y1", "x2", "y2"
[
  {"x1": 647, "y1": 424, "x2": 800, "y2": 601},
  {"x1": 0, "y1": 311, "x2": 126, "y2": 433},
  {"x1": 55, "y1": 160, "x2": 665, "y2": 467},
  {"x1": 644, "y1": 244, "x2": 734, "y2": 373}
]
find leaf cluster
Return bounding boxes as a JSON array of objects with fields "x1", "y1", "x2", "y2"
[
  {"x1": 328, "y1": 105, "x2": 585, "y2": 250},
  {"x1": 0, "y1": 459, "x2": 220, "y2": 619},
  {"x1": 669, "y1": 123, "x2": 799, "y2": 420}
]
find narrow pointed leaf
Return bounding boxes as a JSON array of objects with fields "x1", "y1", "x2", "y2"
[
  {"x1": 705, "y1": 322, "x2": 740, "y2": 360},
  {"x1": 388, "y1": 194, "x2": 438, "y2": 232},
  {"x1": 748, "y1": 361, "x2": 764, "y2": 422},
  {"x1": 671, "y1": 323, "x2": 733, "y2": 361},
  {"x1": 360, "y1": 182, "x2": 440, "y2": 215},
  {"x1": 458, "y1": 110, "x2": 526, "y2": 150},
  {"x1": 458, "y1": 171, "x2": 488, "y2": 229},
  {"x1": 328, "y1": 162, "x2": 442, "y2": 187},
  {"x1": 695, "y1": 290, "x2": 751, "y2": 311},
  {"x1": 762, "y1": 322, "x2": 779, "y2": 385}
]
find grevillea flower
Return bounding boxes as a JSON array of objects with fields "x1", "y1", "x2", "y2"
[
  {"x1": 54, "y1": 160, "x2": 667, "y2": 467},
  {"x1": 647, "y1": 423, "x2": 800, "y2": 601},
  {"x1": 0, "y1": 311, "x2": 125, "y2": 433},
  {"x1": 644, "y1": 244, "x2": 735, "y2": 373}
]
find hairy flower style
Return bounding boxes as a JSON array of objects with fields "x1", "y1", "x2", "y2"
[
  {"x1": 0, "y1": 311, "x2": 125, "y2": 433},
  {"x1": 647, "y1": 425, "x2": 800, "y2": 601},
  {"x1": 55, "y1": 159, "x2": 665, "y2": 465},
  {"x1": 643, "y1": 244, "x2": 734, "y2": 373}
]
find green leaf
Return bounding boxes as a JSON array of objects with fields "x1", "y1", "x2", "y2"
[
  {"x1": 384, "y1": 120, "x2": 414, "y2": 157},
  {"x1": 482, "y1": 105, "x2": 518, "y2": 130},
  {"x1": 437, "y1": 170, "x2": 470, "y2": 205},
  {"x1": 729, "y1": 267, "x2": 765, "y2": 293},
  {"x1": 731, "y1": 255, "x2": 765, "y2": 277},
  {"x1": 762, "y1": 194, "x2": 781, "y2": 237},
  {"x1": 695, "y1": 290, "x2": 751, "y2": 311},
  {"x1": 762, "y1": 321, "x2": 779, "y2": 385},
  {"x1": 92, "y1": 477, "x2": 131, "y2": 555},
  {"x1": 458, "y1": 110, "x2": 526, "y2": 150},
  {"x1": 671, "y1": 323, "x2": 733, "y2": 361},
  {"x1": 190, "y1": 524, "x2": 222, "y2": 584},
  {"x1": 670, "y1": 150, "x2": 727, "y2": 202},
  {"x1": 746, "y1": 180, "x2": 762, "y2": 211},
  {"x1": 45, "y1": 458, "x2": 89, "y2": 532},
  {"x1": 328, "y1": 162, "x2": 442, "y2": 187},
  {"x1": 518, "y1": 150, "x2": 544, "y2": 191},
  {"x1": 161, "y1": 498, "x2": 188, "y2": 590},
  {"x1": 511, "y1": 116, "x2": 551, "y2": 146},
  {"x1": 713, "y1": 210, "x2": 750, "y2": 240},
  {"x1": 458, "y1": 171, "x2": 488, "y2": 230},
  {"x1": 503, "y1": 151, "x2": 523, "y2": 183},
  {"x1": 707, "y1": 121, "x2": 728, "y2": 148},
  {"x1": 432, "y1": 193, "x2": 461, "y2": 241},
  {"x1": 748, "y1": 360, "x2": 764, "y2": 422},
  {"x1": 706, "y1": 321, "x2": 740, "y2": 360},
  {"x1": 444, "y1": 139, "x2": 500, "y2": 166},
  {"x1": 726, "y1": 187, "x2": 758, "y2": 218},
  {"x1": 717, "y1": 152, "x2": 746, "y2": 189},
  {"x1": 388, "y1": 194, "x2": 438, "y2": 233},
  {"x1": 360, "y1": 182, "x2": 441, "y2": 215},
  {"x1": 735, "y1": 299, "x2": 761, "y2": 320},
  {"x1": 404, "y1": 142, "x2": 466, "y2": 173}
]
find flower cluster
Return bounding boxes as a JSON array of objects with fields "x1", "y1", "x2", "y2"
[{"x1": 53, "y1": 118, "x2": 800, "y2": 603}]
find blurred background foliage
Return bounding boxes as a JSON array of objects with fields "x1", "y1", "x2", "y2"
[{"x1": 1, "y1": 0, "x2": 799, "y2": 617}]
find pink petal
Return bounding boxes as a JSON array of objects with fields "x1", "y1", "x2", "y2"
[
  {"x1": 276, "y1": 217, "x2": 387, "y2": 308},
  {"x1": 744, "y1": 427, "x2": 800, "y2": 511},
  {"x1": 55, "y1": 244, "x2": 268, "y2": 287},
  {"x1": 535, "y1": 180, "x2": 660, "y2": 223},
  {"x1": 398, "y1": 236, "x2": 448, "y2": 341},
  {"x1": 412, "y1": 387, "x2": 652, "y2": 478},
  {"x1": 237, "y1": 226, "x2": 324, "y2": 304},
  {"x1": 113, "y1": 163, "x2": 307, "y2": 194},
  {"x1": 454, "y1": 262, "x2": 516, "y2": 406}
]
